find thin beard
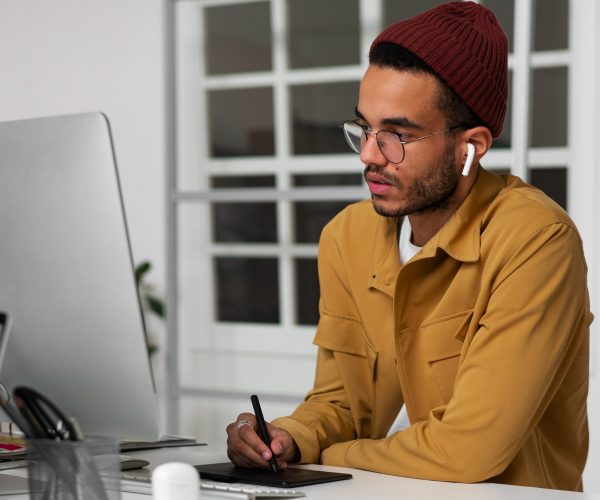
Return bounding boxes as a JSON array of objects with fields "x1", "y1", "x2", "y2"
[{"x1": 370, "y1": 145, "x2": 458, "y2": 218}]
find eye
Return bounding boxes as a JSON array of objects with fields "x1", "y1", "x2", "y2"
[
  {"x1": 356, "y1": 122, "x2": 371, "y2": 133},
  {"x1": 393, "y1": 131, "x2": 412, "y2": 142}
]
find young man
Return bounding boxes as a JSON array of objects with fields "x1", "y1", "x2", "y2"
[{"x1": 226, "y1": 2, "x2": 592, "y2": 491}]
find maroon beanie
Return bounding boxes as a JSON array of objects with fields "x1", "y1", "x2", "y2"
[{"x1": 370, "y1": 1, "x2": 508, "y2": 138}]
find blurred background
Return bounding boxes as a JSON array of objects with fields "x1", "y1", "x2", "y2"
[{"x1": 1, "y1": 0, "x2": 599, "y2": 490}]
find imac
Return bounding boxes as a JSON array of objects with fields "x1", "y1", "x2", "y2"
[{"x1": 0, "y1": 112, "x2": 159, "y2": 440}]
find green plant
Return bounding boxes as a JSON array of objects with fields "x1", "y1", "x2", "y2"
[{"x1": 135, "y1": 260, "x2": 166, "y2": 356}]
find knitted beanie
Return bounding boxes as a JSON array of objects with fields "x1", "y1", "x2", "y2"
[{"x1": 370, "y1": 1, "x2": 508, "y2": 138}]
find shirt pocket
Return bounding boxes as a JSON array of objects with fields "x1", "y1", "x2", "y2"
[
  {"x1": 314, "y1": 313, "x2": 377, "y2": 426},
  {"x1": 421, "y1": 309, "x2": 473, "y2": 405}
]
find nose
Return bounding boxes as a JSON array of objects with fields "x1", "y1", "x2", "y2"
[{"x1": 359, "y1": 132, "x2": 387, "y2": 166}]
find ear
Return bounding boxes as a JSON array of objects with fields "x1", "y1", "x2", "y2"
[{"x1": 459, "y1": 126, "x2": 493, "y2": 177}]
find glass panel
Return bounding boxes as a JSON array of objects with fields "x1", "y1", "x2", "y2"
[
  {"x1": 287, "y1": 0, "x2": 360, "y2": 68},
  {"x1": 294, "y1": 201, "x2": 354, "y2": 243},
  {"x1": 291, "y1": 81, "x2": 360, "y2": 155},
  {"x1": 208, "y1": 87, "x2": 275, "y2": 157},
  {"x1": 529, "y1": 167, "x2": 567, "y2": 210},
  {"x1": 212, "y1": 203, "x2": 277, "y2": 243},
  {"x1": 293, "y1": 173, "x2": 363, "y2": 186},
  {"x1": 530, "y1": 67, "x2": 568, "y2": 147},
  {"x1": 211, "y1": 175, "x2": 275, "y2": 188},
  {"x1": 492, "y1": 69, "x2": 512, "y2": 149},
  {"x1": 215, "y1": 257, "x2": 279, "y2": 323},
  {"x1": 533, "y1": 0, "x2": 568, "y2": 51},
  {"x1": 383, "y1": 0, "x2": 447, "y2": 25},
  {"x1": 295, "y1": 258, "x2": 319, "y2": 325},
  {"x1": 479, "y1": 0, "x2": 514, "y2": 52},
  {"x1": 204, "y1": 2, "x2": 272, "y2": 75}
]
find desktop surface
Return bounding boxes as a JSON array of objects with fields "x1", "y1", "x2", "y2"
[
  {"x1": 106, "y1": 447, "x2": 600, "y2": 500},
  {"x1": 1, "y1": 446, "x2": 599, "y2": 499}
]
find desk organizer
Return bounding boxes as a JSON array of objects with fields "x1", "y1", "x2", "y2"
[{"x1": 26, "y1": 436, "x2": 121, "y2": 500}]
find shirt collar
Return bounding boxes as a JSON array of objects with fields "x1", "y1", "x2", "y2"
[
  {"x1": 421, "y1": 168, "x2": 503, "y2": 262},
  {"x1": 368, "y1": 168, "x2": 503, "y2": 296}
]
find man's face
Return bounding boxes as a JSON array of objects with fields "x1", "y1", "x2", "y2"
[{"x1": 356, "y1": 65, "x2": 461, "y2": 218}]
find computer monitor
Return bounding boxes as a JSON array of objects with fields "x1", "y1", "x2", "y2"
[{"x1": 0, "y1": 112, "x2": 159, "y2": 441}]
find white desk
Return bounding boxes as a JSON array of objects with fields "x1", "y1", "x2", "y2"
[{"x1": 2, "y1": 446, "x2": 599, "y2": 500}]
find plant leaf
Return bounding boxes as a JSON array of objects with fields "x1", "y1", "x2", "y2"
[
  {"x1": 146, "y1": 295, "x2": 166, "y2": 318},
  {"x1": 135, "y1": 261, "x2": 152, "y2": 286}
]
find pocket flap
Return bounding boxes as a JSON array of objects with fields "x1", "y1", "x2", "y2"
[
  {"x1": 421, "y1": 310, "x2": 473, "y2": 362},
  {"x1": 314, "y1": 313, "x2": 368, "y2": 357}
]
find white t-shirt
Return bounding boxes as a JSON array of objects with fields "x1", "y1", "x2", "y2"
[{"x1": 387, "y1": 216, "x2": 421, "y2": 437}]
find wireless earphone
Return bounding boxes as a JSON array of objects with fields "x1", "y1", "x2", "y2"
[{"x1": 462, "y1": 143, "x2": 475, "y2": 177}]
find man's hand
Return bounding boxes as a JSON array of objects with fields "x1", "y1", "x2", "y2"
[{"x1": 226, "y1": 413, "x2": 299, "y2": 470}]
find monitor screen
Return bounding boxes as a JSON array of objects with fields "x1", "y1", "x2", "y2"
[{"x1": 0, "y1": 112, "x2": 159, "y2": 441}]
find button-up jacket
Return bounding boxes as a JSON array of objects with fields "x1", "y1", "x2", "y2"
[{"x1": 272, "y1": 168, "x2": 591, "y2": 491}]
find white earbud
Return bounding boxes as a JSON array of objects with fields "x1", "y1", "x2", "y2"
[
  {"x1": 152, "y1": 462, "x2": 200, "y2": 500},
  {"x1": 462, "y1": 143, "x2": 475, "y2": 177}
]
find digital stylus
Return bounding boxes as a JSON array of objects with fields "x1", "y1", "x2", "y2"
[{"x1": 250, "y1": 394, "x2": 279, "y2": 473}]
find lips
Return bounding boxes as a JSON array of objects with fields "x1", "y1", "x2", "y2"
[{"x1": 366, "y1": 172, "x2": 395, "y2": 196}]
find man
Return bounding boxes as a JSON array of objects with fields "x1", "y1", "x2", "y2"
[{"x1": 226, "y1": 2, "x2": 592, "y2": 491}]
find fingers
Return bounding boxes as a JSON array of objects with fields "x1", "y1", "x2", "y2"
[
  {"x1": 265, "y1": 423, "x2": 299, "y2": 464},
  {"x1": 226, "y1": 413, "x2": 276, "y2": 469}
]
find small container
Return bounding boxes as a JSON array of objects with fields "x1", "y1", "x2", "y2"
[{"x1": 26, "y1": 435, "x2": 121, "y2": 500}]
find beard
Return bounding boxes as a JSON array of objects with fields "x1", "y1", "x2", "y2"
[{"x1": 365, "y1": 142, "x2": 459, "y2": 218}]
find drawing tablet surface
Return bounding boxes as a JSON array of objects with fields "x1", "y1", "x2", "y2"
[{"x1": 194, "y1": 462, "x2": 352, "y2": 488}]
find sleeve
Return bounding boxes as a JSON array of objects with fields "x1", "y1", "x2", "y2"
[
  {"x1": 272, "y1": 220, "x2": 374, "y2": 463},
  {"x1": 319, "y1": 222, "x2": 591, "y2": 482}
]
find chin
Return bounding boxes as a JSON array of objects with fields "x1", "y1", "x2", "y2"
[{"x1": 371, "y1": 198, "x2": 404, "y2": 218}]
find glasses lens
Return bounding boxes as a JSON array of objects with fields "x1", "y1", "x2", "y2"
[
  {"x1": 377, "y1": 131, "x2": 404, "y2": 163},
  {"x1": 342, "y1": 121, "x2": 364, "y2": 154}
]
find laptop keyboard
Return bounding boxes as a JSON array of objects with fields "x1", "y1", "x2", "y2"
[{"x1": 119, "y1": 472, "x2": 306, "y2": 499}]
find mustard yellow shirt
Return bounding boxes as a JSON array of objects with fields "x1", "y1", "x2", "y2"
[{"x1": 273, "y1": 168, "x2": 592, "y2": 491}]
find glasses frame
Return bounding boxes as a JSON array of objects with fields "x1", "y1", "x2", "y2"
[{"x1": 341, "y1": 119, "x2": 464, "y2": 164}]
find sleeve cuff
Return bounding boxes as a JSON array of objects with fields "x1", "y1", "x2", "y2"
[
  {"x1": 320, "y1": 440, "x2": 357, "y2": 467},
  {"x1": 271, "y1": 416, "x2": 321, "y2": 464}
]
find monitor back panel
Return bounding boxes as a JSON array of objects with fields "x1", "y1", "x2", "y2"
[{"x1": 0, "y1": 112, "x2": 159, "y2": 440}]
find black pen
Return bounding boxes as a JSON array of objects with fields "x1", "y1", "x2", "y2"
[{"x1": 250, "y1": 394, "x2": 278, "y2": 473}]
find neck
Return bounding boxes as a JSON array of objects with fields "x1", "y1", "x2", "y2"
[
  {"x1": 408, "y1": 211, "x2": 454, "y2": 247},
  {"x1": 408, "y1": 168, "x2": 478, "y2": 246}
]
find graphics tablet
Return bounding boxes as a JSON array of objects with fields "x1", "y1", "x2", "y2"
[{"x1": 194, "y1": 462, "x2": 352, "y2": 488}]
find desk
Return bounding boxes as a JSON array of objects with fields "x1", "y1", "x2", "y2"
[{"x1": 2, "y1": 447, "x2": 600, "y2": 500}]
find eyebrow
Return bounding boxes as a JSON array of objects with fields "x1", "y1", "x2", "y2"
[{"x1": 354, "y1": 107, "x2": 423, "y2": 130}]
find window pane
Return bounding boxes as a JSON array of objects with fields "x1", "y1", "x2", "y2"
[
  {"x1": 492, "y1": 69, "x2": 512, "y2": 149},
  {"x1": 479, "y1": 0, "x2": 514, "y2": 52},
  {"x1": 383, "y1": 0, "x2": 447, "y2": 25},
  {"x1": 212, "y1": 203, "x2": 277, "y2": 243},
  {"x1": 529, "y1": 167, "x2": 567, "y2": 210},
  {"x1": 293, "y1": 173, "x2": 363, "y2": 186},
  {"x1": 211, "y1": 175, "x2": 275, "y2": 188},
  {"x1": 530, "y1": 67, "x2": 568, "y2": 147},
  {"x1": 294, "y1": 201, "x2": 354, "y2": 243},
  {"x1": 208, "y1": 87, "x2": 275, "y2": 157},
  {"x1": 204, "y1": 2, "x2": 272, "y2": 75},
  {"x1": 295, "y1": 258, "x2": 319, "y2": 325},
  {"x1": 533, "y1": 0, "x2": 568, "y2": 51},
  {"x1": 287, "y1": 0, "x2": 360, "y2": 69},
  {"x1": 291, "y1": 81, "x2": 360, "y2": 155},
  {"x1": 215, "y1": 257, "x2": 279, "y2": 323}
]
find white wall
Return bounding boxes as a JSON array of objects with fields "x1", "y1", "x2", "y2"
[
  {"x1": 0, "y1": 0, "x2": 166, "y2": 279},
  {"x1": 0, "y1": 0, "x2": 168, "y2": 425}
]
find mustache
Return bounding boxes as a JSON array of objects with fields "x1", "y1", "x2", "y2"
[{"x1": 363, "y1": 166, "x2": 401, "y2": 188}]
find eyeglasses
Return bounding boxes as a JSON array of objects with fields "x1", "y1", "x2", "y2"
[{"x1": 341, "y1": 120, "x2": 462, "y2": 164}]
